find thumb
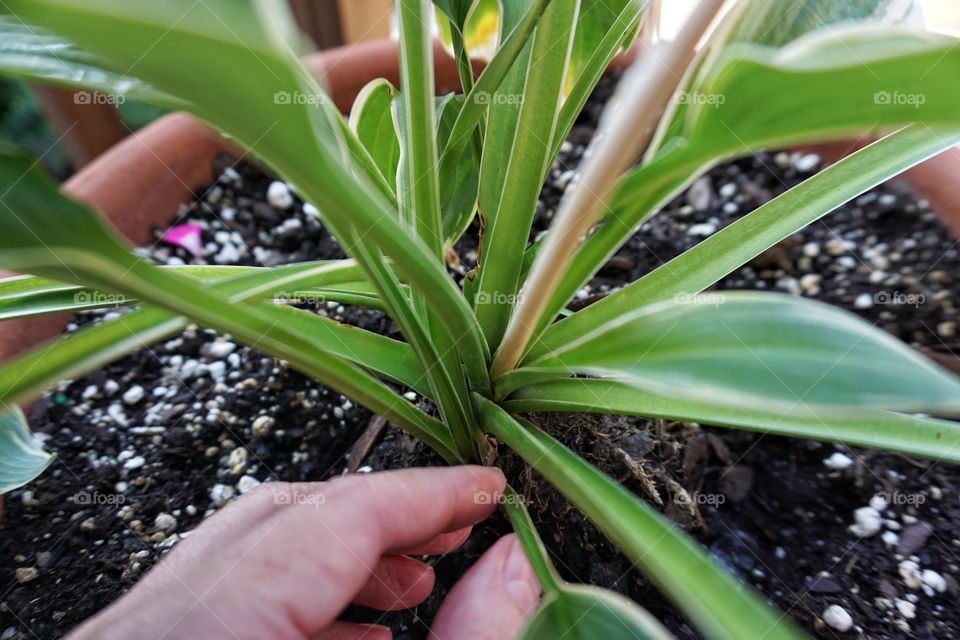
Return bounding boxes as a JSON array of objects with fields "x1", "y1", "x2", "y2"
[{"x1": 430, "y1": 534, "x2": 541, "y2": 640}]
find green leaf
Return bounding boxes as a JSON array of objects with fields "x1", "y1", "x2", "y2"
[
  {"x1": 505, "y1": 378, "x2": 960, "y2": 463},
  {"x1": 0, "y1": 408, "x2": 53, "y2": 494},
  {"x1": 682, "y1": 27, "x2": 960, "y2": 158},
  {"x1": 433, "y1": 0, "x2": 477, "y2": 30},
  {"x1": 7, "y1": 0, "x2": 490, "y2": 392},
  {"x1": 534, "y1": 126, "x2": 960, "y2": 357},
  {"x1": 436, "y1": 93, "x2": 480, "y2": 243},
  {"x1": 522, "y1": 586, "x2": 675, "y2": 640},
  {"x1": 568, "y1": 0, "x2": 645, "y2": 87},
  {"x1": 0, "y1": 150, "x2": 455, "y2": 460},
  {"x1": 519, "y1": 292, "x2": 960, "y2": 414},
  {"x1": 474, "y1": 0, "x2": 577, "y2": 344},
  {"x1": 475, "y1": 395, "x2": 806, "y2": 640},
  {"x1": 349, "y1": 79, "x2": 401, "y2": 197},
  {"x1": 0, "y1": 15, "x2": 183, "y2": 108}
]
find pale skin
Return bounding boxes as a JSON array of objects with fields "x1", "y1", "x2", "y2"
[{"x1": 68, "y1": 467, "x2": 540, "y2": 640}]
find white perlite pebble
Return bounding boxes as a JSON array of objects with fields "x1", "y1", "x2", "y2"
[
  {"x1": 822, "y1": 605, "x2": 853, "y2": 631},
  {"x1": 210, "y1": 484, "x2": 235, "y2": 507},
  {"x1": 267, "y1": 181, "x2": 294, "y2": 209},
  {"x1": 869, "y1": 495, "x2": 889, "y2": 511},
  {"x1": 848, "y1": 506, "x2": 882, "y2": 537},
  {"x1": 853, "y1": 293, "x2": 874, "y2": 309},
  {"x1": 122, "y1": 385, "x2": 145, "y2": 405},
  {"x1": 81, "y1": 385, "x2": 99, "y2": 400},
  {"x1": 237, "y1": 475, "x2": 261, "y2": 494},
  {"x1": 252, "y1": 415, "x2": 275, "y2": 437},
  {"x1": 208, "y1": 341, "x2": 236, "y2": 358},
  {"x1": 687, "y1": 223, "x2": 716, "y2": 237},
  {"x1": 154, "y1": 513, "x2": 178, "y2": 532},
  {"x1": 123, "y1": 456, "x2": 146, "y2": 471},
  {"x1": 823, "y1": 452, "x2": 854, "y2": 470},
  {"x1": 303, "y1": 203, "x2": 320, "y2": 218},
  {"x1": 794, "y1": 153, "x2": 821, "y2": 173},
  {"x1": 922, "y1": 569, "x2": 947, "y2": 594},
  {"x1": 895, "y1": 599, "x2": 916, "y2": 619},
  {"x1": 899, "y1": 560, "x2": 923, "y2": 589},
  {"x1": 882, "y1": 531, "x2": 900, "y2": 547}
]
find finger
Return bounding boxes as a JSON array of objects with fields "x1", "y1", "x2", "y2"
[
  {"x1": 311, "y1": 621, "x2": 392, "y2": 640},
  {"x1": 352, "y1": 555, "x2": 435, "y2": 611},
  {"x1": 202, "y1": 466, "x2": 505, "y2": 634},
  {"x1": 399, "y1": 526, "x2": 472, "y2": 556},
  {"x1": 430, "y1": 534, "x2": 541, "y2": 640}
]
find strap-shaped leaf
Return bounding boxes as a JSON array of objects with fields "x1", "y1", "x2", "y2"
[
  {"x1": 519, "y1": 293, "x2": 960, "y2": 414},
  {"x1": 0, "y1": 408, "x2": 53, "y2": 494},
  {"x1": 568, "y1": 0, "x2": 645, "y2": 87},
  {"x1": 475, "y1": 396, "x2": 806, "y2": 640},
  {"x1": 534, "y1": 126, "x2": 960, "y2": 357},
  {"x1": 522, "y1": 586, "x2": 675, "y2": 640},
  {"x1": 474, "y1": 0, "x2": 577, "y2": 344},
  {"x1": 0, "y1": 15, "x2": 183, "y2": 108},
  {"x1": 0, "y1": 150, "x2": 455, "y2": 459},
  {"x1": 349, "y1": 79, "x2": 401, "y2": 198},
  {"x1": 505, "y1": 379, "x2": 960, "y2": 463},
  {"x1": 6, "y1": 0, "x2": 490, "y2": 394},
  {"x1": 436, "y1": 93, "x2": 480, "y2": 242}
]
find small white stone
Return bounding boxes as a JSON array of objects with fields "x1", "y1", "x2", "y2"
[
  {"x1": 209, "y1": 484, "x2": 235, "y2": 507},
  {"x1": 303, "y1": 203, "x2": 320, "y2": 218},
  {"x1": 848, "y1": 507, "x2": 882, "y2": 537},
  {"x1": 208, "y1": 341, "x2": 236, "y2": 358},
  {"x1": 869, "y1": 495, "x2": 889, "y2": 511},
  {"x1": 81, "y1": 385, "x2": 99, "y2": 400},
  {"x1": 794, "y1": 153, "x2": 821, "y2": 173},
  {"x1": 687, "y1": 223, "x2": 717, "y2": 237},
  {"x1": 895, "y1": 599, "x2": 916, "y2": 619},
  {"x1": 267, "y1": 181, "x2": 294, "y2": 209},
  {"x1": 252, "y1": 415, "x2": 275, "y2": 437},
  {"x1": 207, "y1": 361, "x2": 226, "y2": 380},
  {"x1": 214, "y1": 243, "x2": 240, "y2": 264},
  {"x1": 802, "y1": 242, "x2": 821, "y2": 258},
  {"x1": 122, "y1": 385, "x2": 145, "y2": 405},
  {"x1": 228, "y1": 447, "x2": 248, "y2": 472},
  {"x1": 882, "y1": 531, "x2": 900, "y2": 547},
  {"x1": 104, "y1": 380, "x2": 120, "y2": 395},
  {"x1": 823, "y1": 452, "x2": 854, "y2": 470},
  {"x1": 123, "y1": 456, "x2": 146, "y2": 471},
  {"x1": 899, "y1": 560, "x2": 923, "y2": 589},
  {"x1": 854, "y1": 293, "x2": 874, "y2": 309},
  {"x1": 237, "y1": 475, "x2": 261, "y2": 494},
  {"x1": 822, "y1": 604, "x2": 853, "y2": 631},
  {"x1": 922, "y1": 569, "x2": 947, "y2": 594},
  {"x1": 154, "y1": 513, "x2": 178, "y2": 532}
]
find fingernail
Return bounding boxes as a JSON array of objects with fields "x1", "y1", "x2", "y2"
[{"x1": 502, "y1": 537, "x2": 540, "y2": 612}]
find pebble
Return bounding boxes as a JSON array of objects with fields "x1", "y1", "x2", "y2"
[
  {"x1": 237, "y1": 475, "x2": 261, "y2": 494},
  {"x1": 848, "y1": 506, "x2": 882, "y2": 537},
  {"x1": 81, "y1": 385, "x2": 99, "y2": 400},
  {"x1": 822, "y1": 604, "x2": 853, "y2": 631},
  {"x1": 123, "y1": 385, "x2": 145, "y2": 405},
  {"x1": 227, "y1": 447, "x2": 248, "y2": 473},
  {"x1": 687, "y1": 222, "x2": 717, "y2": 237},
  {"x1": 104, "y1": 380, "x2": 120, "y2": 395},
  {"x1": 853, "y1": 293, "x2": 874, "y2": 309},
  {"x1": 208, "y1": 341, "x2": 236, "y2": 358},
  {"x1": 793, "y1": 153, "x2": 820, "y2": 173},
  {"x1": 802, "y1": 242, "x2": 821, "y2": 258},
  {"x1": 823, "y1": 452, "x2": 853, "y2": 470},
  {"x1": 123, "y1": 456, "x2": 146, "y2": 471},
  {"x1": 154, "y1": 513, "x2": 178, "y2": 532},
  {"x1": 15, "y1": 567, "x2": 39, "y2": 584},
  {"x1": 267, "y1": 181, "x2": 294, "y2": 209},
  {"x1": 882, "y1": 531, "x2": 900, "y2": 547},
  {"x1": 921, "y1": 569, "x2": 947, "y2": 594},
  {"x1": 895, "y1": 599, "x2": 916, "y2": 619},
  {"x1": 210, "y1": 484, "x2": 235, "y2": 508},
  {"x1": 303, "y1": 203, "x2": 320, "y2": 218},
  {"x1": 214, "y1": 244, "x2": 240, "y2": 264},
  {"x1": 899, "y1": 560, "x2": 923, "y2": 589},
  {"x1": 252, "y1": 415, "x2": 275, "y2": 437}
]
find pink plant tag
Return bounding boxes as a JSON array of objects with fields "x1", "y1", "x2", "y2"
[{"x1": 161, "y1": 223, "x2": 204, "y2": 258}]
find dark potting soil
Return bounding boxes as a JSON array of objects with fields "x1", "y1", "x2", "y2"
[{"x1": 3, "y1": 73, "x2": 960, "y2": 639}]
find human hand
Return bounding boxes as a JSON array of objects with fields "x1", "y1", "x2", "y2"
[{"x1": 68, "y1": 466, "x2": 540, "y2": 640}]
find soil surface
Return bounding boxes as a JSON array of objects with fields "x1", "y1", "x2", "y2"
[{"x1": 2, "y1": 74, "x2": 960, "y2": 639}]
